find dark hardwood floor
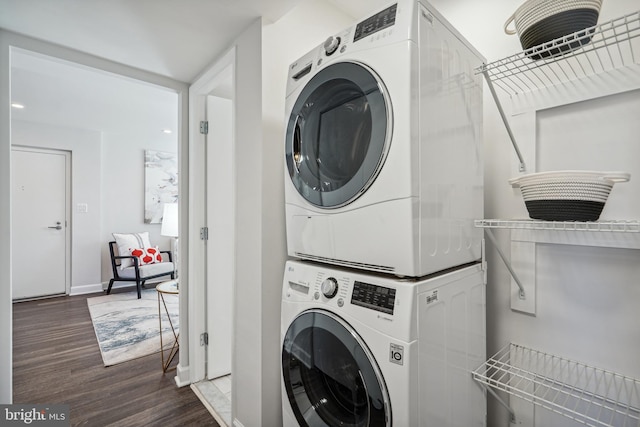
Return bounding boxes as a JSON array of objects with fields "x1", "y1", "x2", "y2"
[{"x1": 12, "y1": 290, "x2": 219, "y2": 426}]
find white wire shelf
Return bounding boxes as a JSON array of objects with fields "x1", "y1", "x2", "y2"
[
  {"x1": 477, "y1": 10, "x2": 640, "y2": 96},
  {"x1": 475, "y1": 219, "x2": 640, "y2": 233},
  {"x1": 473, "y1": 343, "x2": 640, "y2": 427}
]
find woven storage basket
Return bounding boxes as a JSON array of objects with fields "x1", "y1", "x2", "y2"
[
  {"x1": 509, "y1": 171, "x2": 630, "y2": 221},
  {"x1": 504, "y1": 0, "x2": 602, "y2": 59}
]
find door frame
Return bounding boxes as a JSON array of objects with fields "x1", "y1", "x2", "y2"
[
  {"x1": 11, "y1": 145, "x2": 71, "y2": 298},
  {"x1": 1, "y1": 33, "x2": 189, "y2": 403},
  {"x1": 186, "y1": 46, "x2": 237, "y2": 387}
]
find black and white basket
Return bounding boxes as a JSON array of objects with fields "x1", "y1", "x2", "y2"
[
  {"x1": 509, "y1": 170, "x2": 630, "y2": 221},
  {"x1": 504, "y1": 0, "x2": 603, "y2": 59}
]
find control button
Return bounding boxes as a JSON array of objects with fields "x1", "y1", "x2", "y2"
[
  {"x1": 321, "y1": 277, "x2": 338, "y2": 298},
  {"x1": 340, "y1": 45, "x2": 347, "y2": 53},
  {"x1": 337, "y1": 298, "x2": 344, "y2": 307},
  {"x1": 323, "y1": 36, "x2": 341, "y2": 56},
  {"x1": 314, "y1": 292, "x2": 320, "y2": 300}
]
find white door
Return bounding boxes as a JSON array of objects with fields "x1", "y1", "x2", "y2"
[
  {"x1": 206, "y1": 91, "x2": 234, "y2": 380},
  {"x1": 11, "y1": 147, "x2": 70, "y2": 299}
]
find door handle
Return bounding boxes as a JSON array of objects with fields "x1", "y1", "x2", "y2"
[{"x1": 48, "y1": 221, "x2": 62, "y2": 230}]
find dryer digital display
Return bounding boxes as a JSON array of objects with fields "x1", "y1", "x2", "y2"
[
  {"x1": 351, "y1": 281, "x2": 396, "y2": 314},
  {"x1": 354, "y1": 3, "x2": 398, "y2": 42}
]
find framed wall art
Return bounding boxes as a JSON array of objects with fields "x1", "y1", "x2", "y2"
[{"x1": 144, "y1": 150, "x2": 178, "y2": 224}]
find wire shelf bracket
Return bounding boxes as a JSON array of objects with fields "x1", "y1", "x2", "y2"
[
  {"x1": 483, "y1": 227, "x2": 526, "y2": 299},
  {"x1": 473, "y1": 343, "x2": 640, "y2": 427},
  {"x1": 476, "y1": 219, "x2": 640, "y2": 310},
  {"x1": 481, "y1": 67, "x2": 527, "y2": 172}
]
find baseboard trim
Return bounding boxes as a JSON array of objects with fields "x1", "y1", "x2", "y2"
[
  {"x1": 69, "y1": 283, "x2": 104, "y2": 296},
  {"x1": 175, "y1": 363, "x2": 191, "y2": 388},
  {"x1": 70, "y1": 280, "x2": 169, "y2": 296}
]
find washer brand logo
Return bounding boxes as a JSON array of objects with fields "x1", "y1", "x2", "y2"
[{"x1": 389, "y1": 343, "x2": 404, "y2": 365}]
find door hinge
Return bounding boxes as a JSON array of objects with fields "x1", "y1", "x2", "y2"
[
  {"x1": 200, "y1": 332, "x2": 209, "y2": 346},
  {"x1": 200, "y1": 227, "x2": 209, "y2": 240},
  {"x1": 200, "y1": 121, "x2": 209, "y2": 134}
]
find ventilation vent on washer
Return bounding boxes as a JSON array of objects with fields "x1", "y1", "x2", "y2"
[{"x1": 295, "y1": 253, "x2": 396, "y2": 273}]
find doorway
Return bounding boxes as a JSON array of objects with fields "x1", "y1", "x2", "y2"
[
  {"x1": 11, "y1": 147, "x2": 71, "y2": 300},
  {"x1": 7, "y1": 44, "x2": 184, "y2": 406}
]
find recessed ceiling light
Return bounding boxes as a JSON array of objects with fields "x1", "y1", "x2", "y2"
[
  {"x1": 11, "y1": 103, "x2": 25, "y2": 109},
  {"x1": 162, "y1": 129, "x2": 172, "y2": 134}
]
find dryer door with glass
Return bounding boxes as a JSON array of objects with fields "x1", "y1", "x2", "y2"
[
  {"x1": 282, "y1": 309, "x2": 391, "y2": 427},
  {"x1": 285, "y1": 61, "x2": 392, "y2": 209}
]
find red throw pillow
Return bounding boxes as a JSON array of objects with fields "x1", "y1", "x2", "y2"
[
  {"x1": 129, "y1": 247, "x2": 162, "y2": 266},
  {"x1": 145, "y1": 247, "x2": 163, "y2": 263}
]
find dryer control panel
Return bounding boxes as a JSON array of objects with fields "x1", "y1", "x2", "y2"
[{"x1": 354, "y1": 3, "x2": 397, "y2": 42}]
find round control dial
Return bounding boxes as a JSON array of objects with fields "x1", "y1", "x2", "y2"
[
  {"x1": 323, "y1": 36, "x2": 341, "y2": 56},
  {"x1": 321, "y1": 277, "x2": 339, "y2": 298}
]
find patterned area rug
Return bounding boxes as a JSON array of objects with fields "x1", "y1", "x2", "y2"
[{"x1": 87, "y1": 288, "x2": 179, "y2": 366}]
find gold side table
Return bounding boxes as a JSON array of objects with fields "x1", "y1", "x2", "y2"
[{"x1": 156, "y1": 280, "x2": 179, "y2": 372}]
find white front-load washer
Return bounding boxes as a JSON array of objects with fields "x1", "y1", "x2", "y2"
[
  {"x1": 284, "y1": 0, "x2": 486, "y2": 277},
  {"x1": 280, "y1": 259, "x2": 487, "y2": 427}
]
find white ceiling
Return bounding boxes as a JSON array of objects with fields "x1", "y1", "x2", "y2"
[
  {"x1": 0, "y1": 0, "x2": 306, "y2": 83},
  {"x1": 0, "y1": 0, "x2": 388, "y2": 137},
  {"x1": 1, "y1": 0, "x2": 308, "y2": 138},
  {"x1": 10, "y1": 48, "x2": 181, "y2": 138}
]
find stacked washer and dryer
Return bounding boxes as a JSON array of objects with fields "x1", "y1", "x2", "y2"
[{"x1": 280, "y1": 1, "x2": 487, "y2": 426}]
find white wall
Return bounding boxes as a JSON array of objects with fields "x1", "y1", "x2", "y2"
[
  {"x1": 0, "y1": 29, "x2": 12, "y2": 404},
  {"x1": 230, "y1": 19, "x2": 264, "y2": 427},
  {"x1": 12, "y1": 121, "x2": 103, "y2": 289},
  {"x1": 101, "y1": 129, "x2": 177, "y2": 284}
]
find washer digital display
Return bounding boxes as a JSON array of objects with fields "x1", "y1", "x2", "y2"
[
  {"x1": 354, "y1": 3, "x2": 398, "y2": 42},
  {"x1": 351, "y1": 281, "x2": 396, "y2": 314}
]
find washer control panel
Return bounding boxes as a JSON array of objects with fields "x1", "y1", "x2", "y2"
[
  {"x1": 284, "y1": 262, "x2": 397, "y2": 316},
  {"x1": 351, "y1": 281, "x2": 396, "y2": 315}
]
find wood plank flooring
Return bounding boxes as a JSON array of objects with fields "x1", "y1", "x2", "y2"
[{"x1": 12, "y1": 291, "x2": 219, "y2": 426}]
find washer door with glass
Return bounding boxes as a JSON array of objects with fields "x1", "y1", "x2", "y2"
[
  {"x1": 282, "y1": 309, "x2": 391, "y2": 427},
  {"x1": 285, "y1": 61, "x2": 392, "y2": 209}
]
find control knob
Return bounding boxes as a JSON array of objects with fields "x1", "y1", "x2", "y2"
[
  {"x1": 323, "y1": 36, "x2": 341, "y2": 56},
  {"x1": 321, "y1": 277, "x2": 339, "y2": 298}
]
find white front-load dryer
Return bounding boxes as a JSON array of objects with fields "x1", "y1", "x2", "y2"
[
  {"x1": 284, "y1": 0, "x2": 486, "y2": 277},
  {"x1": 280, "y1": 259, "x2": 487, "y2": 427}
]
